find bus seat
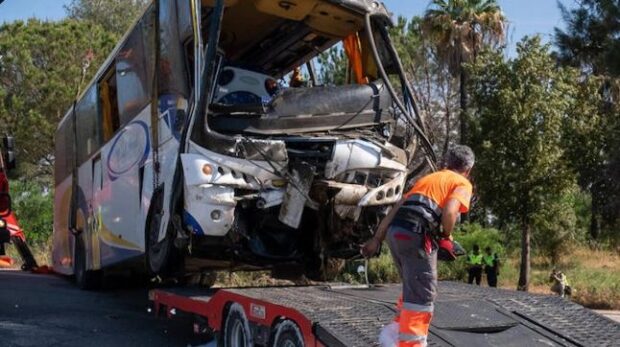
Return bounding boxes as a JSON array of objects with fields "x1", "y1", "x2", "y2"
[{"x1": 266, "y1": 80, "x2": 392, "y2": 118}]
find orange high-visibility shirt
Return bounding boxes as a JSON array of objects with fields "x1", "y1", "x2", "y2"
[{"x1": 405, "y1": 170, "x2": 473, "y2": 213}]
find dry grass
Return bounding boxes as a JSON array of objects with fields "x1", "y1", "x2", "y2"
[
  {"x1": 499, "y1": 248, "x2": 620, "y2": 309},
  {"x1": 5, "y1": 239, "x2": 51, "y2": 269}
]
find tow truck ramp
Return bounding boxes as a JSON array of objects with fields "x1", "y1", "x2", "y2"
[{"x1": 149, "y1": 282, "x2": 620, "y2": 347}]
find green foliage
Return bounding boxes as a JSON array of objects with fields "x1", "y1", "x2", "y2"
[
  {"x1": 422, "y1": 0, "x2": 506, "y2": 142},
  {"x1": 439, "y1": 223, "x2": 504, "y2": 281},
  {"x1": 530, "y1": 186, "x2": 589, "y2": 264},
  {"x1": 64, "y1": 0, "x2": 149, "y2": 37},
  {"x1": 468, "y1": 36, "x2": 579, "y2": 289},
  {"x1": 10, "y1": 180, "x2": 53, "y2": 245},
  {"x1": 555, "y1": 0, "x2": 620, "y2": 77},
  {"x1": 317, "y1": 47, "x2": 347, "y2": 86},
  {"x1": 469, "y1": 37, "x2": 577, "y2": 225},
  {"x1": 555, "y1": 0, "x2": 620, "y2": 239},
  {"x1": 422, "y1": 0, "x2": 505, "y2": 76},
  {"x1": 0, "y1": 19, "x2": 116, "y2": 177}
]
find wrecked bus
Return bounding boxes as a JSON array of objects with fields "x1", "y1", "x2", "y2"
[{"x1": 53, "y1": 0, "x2": 434, "y2": 288}]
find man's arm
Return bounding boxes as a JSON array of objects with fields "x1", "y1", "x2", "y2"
[
  {"x1": 441, "y1": 198, "x2": 462, "y2": 237},
  {"x1": 360, "y1": 200, "x2": 403, "y2": 257}
]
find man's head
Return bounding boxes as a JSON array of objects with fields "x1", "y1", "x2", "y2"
[
  {"x1": 484, "y1": 246, "x2": 492, "y2": 254},
  {"x1": 444, "y1": 145, "x2": 475, "y2": 177},
  {"x1": 473, "y1": 244, "x2": 480, "y2": 253}
]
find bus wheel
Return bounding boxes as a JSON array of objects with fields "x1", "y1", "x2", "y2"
[
  {"x1": 223, "y1": 302, "x2": 253, "y2": 347},
  {"x1": 271, "y1": 320, "x2": 304, "y2": 347},
  {"x1": 146, "y1": 213, "x2": 173, "y2": 276},
  {"x1": 74, "y1": 235, "x2": 102, "y2": 290}
]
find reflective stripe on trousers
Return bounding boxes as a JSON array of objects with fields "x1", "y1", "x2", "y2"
[{"x1": 399, "y1": 303, "x2": 433, "y2": 347}]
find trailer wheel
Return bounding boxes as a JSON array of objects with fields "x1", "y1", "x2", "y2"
[
  {"x1": 223, "y1": 302, "x2": 253, "y2": 347},
  {"x1": 74, "y1": 235, "x2": 102, "y2": 290},
  {"x1": 271, "y1": 320, "x2": 304, "y2": 347}
]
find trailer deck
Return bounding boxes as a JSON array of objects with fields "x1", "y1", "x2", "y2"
[{"x1": 150, "y1": 281, "x2": 620, "y2": 347}]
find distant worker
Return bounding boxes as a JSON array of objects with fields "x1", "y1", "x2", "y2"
[
  {"x1": 289, "y1": 67, "x2": 306, "y2": 88},
  {"x1": 483, "y1": 247, "x2": 500, "y2": 287},
  {"x1": 550, "y1": 269, "x2": 571, "y2": 298},
  {"x1": 362, "y1": 145, "x2": 475, "y2": 347},
  {"x1": 467, "y1": 244, "x2": 483, "y2": 285}
]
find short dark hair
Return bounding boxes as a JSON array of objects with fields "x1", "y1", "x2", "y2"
[
  {"x1": 445, "y1": 145, "x2": 475, "y2": 172},
  {"x1": 473, "y1": 244, "x2": 480, "y2": 252}
]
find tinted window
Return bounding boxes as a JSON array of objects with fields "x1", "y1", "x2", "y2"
[
  {"x1": 76, "y1": 86, "x2": 101, "y2": 164},
  {"x1": 116, "y1": 15, "x2": 152, "y2": 124},
  {"x1": 54, "y1": 115, "x2": 75, "y2": 185},
  {"x1": 159, "y1": 0, "x2": 189, "y2": 97}
]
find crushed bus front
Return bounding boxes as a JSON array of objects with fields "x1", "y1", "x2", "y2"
[{"x1": 177, "y1": 0, "x2": 427, "y2": 279}]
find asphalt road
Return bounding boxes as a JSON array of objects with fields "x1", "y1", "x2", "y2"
[
  {"x1": 0, "y1": 270, "x2": 203, "y2": 347},
  {"x1": 2, "y1": 269, "x2": 618, "y2": 347}
]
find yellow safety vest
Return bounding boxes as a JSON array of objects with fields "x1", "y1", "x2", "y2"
[
  {"x1": 468, "y1": 254, "x2": 483, "y2": 265},
  {"x1": 483, "y1": 255, "x2": 495, "y2": 267}
]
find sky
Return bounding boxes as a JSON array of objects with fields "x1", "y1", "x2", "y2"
[{"x1": 0, "y1": 0, "x2": 574, "y2": 55}]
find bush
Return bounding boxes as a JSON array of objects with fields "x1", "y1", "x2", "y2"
[
  {"x1": 439, "y1": 223, "x2": 505, "y2": 281},
  {"x1": 336, "y1": 222, "x2": 505, "y2": 284},
  {"x1": 9, "y1": 180, "x2": 53, "y2": 245},
  {"x1": 531, "y1": 187, "x2": 588, "y2": 264}
]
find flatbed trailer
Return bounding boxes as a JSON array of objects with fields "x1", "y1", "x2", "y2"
[{"x1": 149, "y1": 281, "x2": 620, "y2": 347}]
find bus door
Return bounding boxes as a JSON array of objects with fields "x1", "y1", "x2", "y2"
[{"x1": 75, "y1": 85, "x2": 103, "y2": 271}]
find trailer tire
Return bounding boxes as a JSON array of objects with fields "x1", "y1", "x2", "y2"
[
  {"x1": 223, "y1": 302, "x2": 253, "y2": 347},
  {"x1": 271, "y1": 320, "x2": 304, "y2": 347},
  {"x1": 74, "y1": 235, "x2": 102, "y2": 290}
]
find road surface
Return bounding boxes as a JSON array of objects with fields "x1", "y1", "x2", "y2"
[
  {"x1": 0, "y1": 270, "x2": 200, "y2": 347},
  {"x1": 595, "y1": 310, "x2": 620, "y2": 324},
  {"x1": 2, "y1": 269, "x2": 618, "y2": 346}
]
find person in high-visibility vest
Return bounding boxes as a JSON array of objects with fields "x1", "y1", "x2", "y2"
[
  {"x1": 467, "y1": 244, "x2": 483, "y2": 285},
  {"x1": 483, "y1": 246, "x2": 500, "y2": 287},
  {"x1": 362, "y1": 145, "x2": 475, "y2": 347}
]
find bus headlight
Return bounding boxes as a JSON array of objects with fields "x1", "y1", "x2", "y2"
[
  {"x1": 202, "y1": 164, "x2": 214, "y2": 176},
  {"x1": 0, "y1": 219, "x2": 5, "y2": 229}
]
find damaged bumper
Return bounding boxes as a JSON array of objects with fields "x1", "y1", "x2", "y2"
[{"x1": 182, "y1": 138, "x2": 407, "y2": 236}]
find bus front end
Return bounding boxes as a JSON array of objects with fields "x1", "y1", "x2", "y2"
[{"x1": 176, "y1": 0, "x2": 429, "y2": 280}]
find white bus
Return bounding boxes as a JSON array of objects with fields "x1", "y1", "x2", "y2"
[{"x1": 53, "y1": 0, "x2": 434, "y2": 288}]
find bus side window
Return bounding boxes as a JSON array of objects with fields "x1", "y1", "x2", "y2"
[
  {"x1": 76, "y1": 85, "x2": 101, "y2": 164},
  {"x1": 116, "y1": 21, "x2": 151, "y2": 124},
  {"x1": 54, "y1": 114, "x2": 75, "y2": 186},
  {"x1": 99, "y1": 68, "x2": 120, "y2": 142}
]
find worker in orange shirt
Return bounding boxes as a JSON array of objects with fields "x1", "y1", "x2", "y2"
[{"x1": 362, "y1": 145, "x2": 475, "y2": 347}]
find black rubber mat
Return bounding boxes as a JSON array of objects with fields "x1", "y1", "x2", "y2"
[{"x1": 432, "y1": 299, "x2": 518, "y2": 332}]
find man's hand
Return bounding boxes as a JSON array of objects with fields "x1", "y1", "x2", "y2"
[{"x1": 361, "y1": 238, "x2": 381, "y2": 258}]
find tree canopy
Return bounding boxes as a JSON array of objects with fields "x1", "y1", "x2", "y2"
[
  {"x1": 0, "y1": 19, "x2": 116, "y2": 177},
  {"x1": 422, "y1": 0, "x2": 506, "y2": 143},
  {"x1": 64, "y1": 0, "x2": 150, "y2": 37},
  {"x1": 468, "y1": 37, "x2": 578, "y2": 290}
]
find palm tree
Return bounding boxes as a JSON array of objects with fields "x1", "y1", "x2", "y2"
[{"x1": 422, "y1": 0, "x2": 505, "y2": 143}]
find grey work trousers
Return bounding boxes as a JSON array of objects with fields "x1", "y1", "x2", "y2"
[{"x1": 387, "y1": 223, "x2": 438, "y2": 306}]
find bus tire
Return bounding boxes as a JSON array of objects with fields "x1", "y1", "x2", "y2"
[
  {"x1": 74, "y1": 235, "x2": 102, "y2": 290},
  {"x1": 145, "y1": 190, "x2": 174, "y2": 276},
  {"x1": 270, "y1": 320, "x2": 304, "y2": 347},
  {"x1": 223, "y1": 302, "x2": 253, "y2": 347}
]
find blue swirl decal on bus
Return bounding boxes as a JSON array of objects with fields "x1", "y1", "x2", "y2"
[{"x1": 107, "y1": 121, "x2": 150, "y2": 181}]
